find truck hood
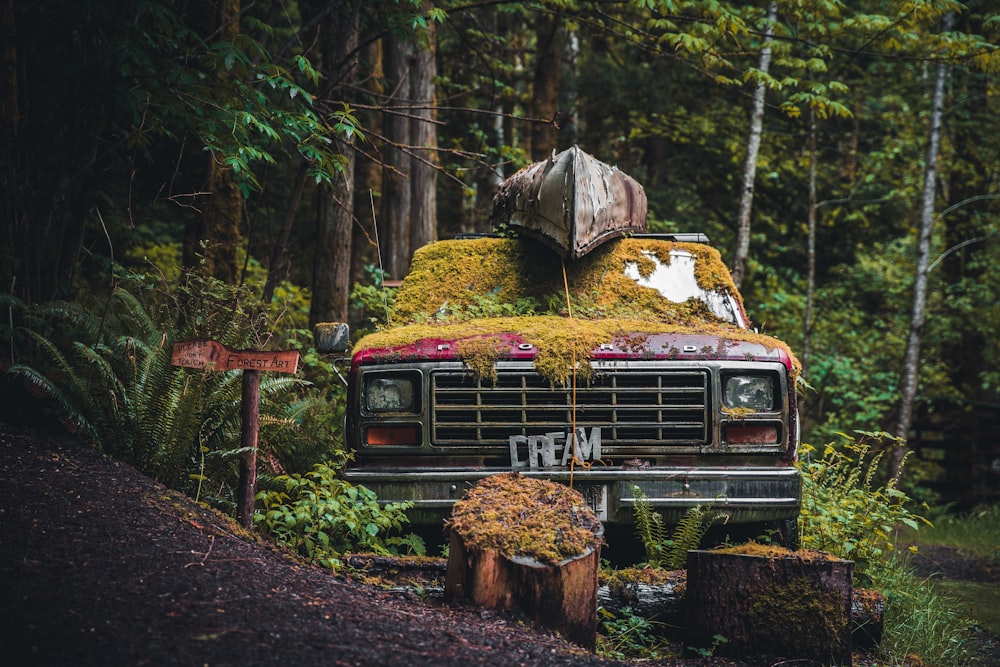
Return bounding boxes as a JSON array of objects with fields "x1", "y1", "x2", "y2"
[{"x1": 352, "y1": 316, "x2": 799, "y2": 380}]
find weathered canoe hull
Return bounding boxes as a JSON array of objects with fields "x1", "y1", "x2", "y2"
[{"x1": 490, "y1": 146, "x2": 647, "y2": 259}]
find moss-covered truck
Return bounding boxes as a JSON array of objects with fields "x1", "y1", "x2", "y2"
[{"x1": 318, "y1": 234, "x2": 802, "y2": 549}]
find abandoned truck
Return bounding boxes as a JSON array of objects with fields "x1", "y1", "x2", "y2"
[{"x1": 317, "y1": 148, "x2": 802, "y2": 550}]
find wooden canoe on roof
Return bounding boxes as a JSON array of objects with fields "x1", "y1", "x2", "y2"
[{"x1": 490, "y1": 146, "x2": 648, "y2": 259}]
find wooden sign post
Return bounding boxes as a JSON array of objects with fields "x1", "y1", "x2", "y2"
[{"x1": 170, "y1": 339, "x2": 300, "y2": 529}]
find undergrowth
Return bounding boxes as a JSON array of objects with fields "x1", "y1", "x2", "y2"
[{"x1": 255, "y1": 462, "x2": 425, "y2": 570}]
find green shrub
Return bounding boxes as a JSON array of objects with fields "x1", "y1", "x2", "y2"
[
  {"x1": 255, "y1": 462, "x2": 425, "y2": 569},
  {"x1": 596, "y1": 606, "x2": 675, "y2": 661},
  {"x1": 5, "y1": 265, "x2": 307, "y2": 498},
  {"x1": 798, "y1": 431, "x2": 930, "y2": 584}
]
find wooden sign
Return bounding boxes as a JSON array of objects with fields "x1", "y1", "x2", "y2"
[
  {"x1": 171, "y1": 339, "x2": 299, "y2": 374},
  {"x1": 170, "y1": 337, "x2": 300, "y2": 529}
]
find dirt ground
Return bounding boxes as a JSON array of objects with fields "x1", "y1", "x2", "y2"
[{"x1": 1, "y1": 422, "x2": 997, "y2": 667}]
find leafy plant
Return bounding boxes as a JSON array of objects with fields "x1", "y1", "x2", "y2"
[
  {"x1": 255, "y1": 462, "x2": 425, "y2": 569},
  {"x1": 632, "y1": 486, "x2": 729, "y2": 570},
  {"x1": 798, "y1": 431, "x2": 931, "y2": 585},
  {"x1": 349, "y1": 264, "x2": 396, "y2": 332},
  {"x1": 596, "y1": 606, "x2": 675, "y2": 661}
]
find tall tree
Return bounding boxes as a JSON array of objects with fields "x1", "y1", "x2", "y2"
[
  {"x1": 311, "y1": 0, "x2": 363, "y2": 326},
  {"x1": 530, "y1": 13, "x2": 563, "y2": 160},
  {"x1": 379, "y1": 15, "x2": 438, "y2": 280},
  {"x1": 731, "y1": 2, "x2": 776, "y2": 289},
  {"x1": 891, "y1": 12, "x2": 955, "y2": 477},
  {"x1": 182, "y1": 0, "x2": 243, "y2": 283}
]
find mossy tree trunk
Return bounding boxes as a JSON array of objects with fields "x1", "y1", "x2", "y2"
[{"x1": 686, "y1": 549, "x2": 853, "y2": 665}]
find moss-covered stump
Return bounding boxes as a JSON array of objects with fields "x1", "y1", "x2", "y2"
[
  {"x1": 444, "y1": 473, "x2": 604, "y2": 650},
  {"x1": 685, "y1": 545, "x2": 853, "y2": 665}
]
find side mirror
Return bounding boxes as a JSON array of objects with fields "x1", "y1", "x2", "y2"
[{"x1": 314, "y1": 322, "x2": 350, "y2": 354}]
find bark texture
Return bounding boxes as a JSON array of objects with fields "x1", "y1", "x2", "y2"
[
  {"x1": 445, "y1": 532, "x2": 600, "y2": 651},
  {"x1": 686, "y1": 549, "x2": 853, "y2": 665}
]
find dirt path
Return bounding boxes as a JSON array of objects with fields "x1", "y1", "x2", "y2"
[{"x1": 1, "y1": 422, "x2": 996, "y2": 666}]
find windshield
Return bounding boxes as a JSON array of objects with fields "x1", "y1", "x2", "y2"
[{"x1": 623, "y1": 250, "x2": 746, "y2": 327}]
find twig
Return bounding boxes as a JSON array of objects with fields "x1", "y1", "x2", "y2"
[{"x1": 184, "y1": 535, "x2": 215, "y2": 568}]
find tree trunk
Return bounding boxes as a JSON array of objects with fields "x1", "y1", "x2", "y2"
[
  {"x1": 408, "y1": 16, "x2": 437, "y2": 259},
  {"x1": 263, "y1": 160, "x2": 310, "y2": 305},
  {"x1": 891, "y1": 12, "x2": 954, "y2": 478},
  {"x1": 530, "y1": 14, "x2": 563, "y2": 161},
  {"x1": 445, "y1": 530, "x2": 600, "y2": 651},
  {"x1": 731, "y1": 2, "x2": 776, "y2": 289},
  {"x1": 599, "y1": 571, "x2": 882, "y2": 650},
  {"x1": 686, "y1": 549, "x2": 854, "y2": 664},
  {"x1": 802, "y1": 110, "x2": 818, "y2": 379},
  {"x1": 182, "y1": 0, "x2": 243, "y2": 282},
  {"x1": 309, "y1": 0, "x2": 360, "y2": 326},
  {"x1": 379, "y1": 14, "x2": 437, "y2": 280}
]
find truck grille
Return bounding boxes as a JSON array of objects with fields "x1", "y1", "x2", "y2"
[{"x1": 431, "y1": 369, "x2": 709, "y2": 447}]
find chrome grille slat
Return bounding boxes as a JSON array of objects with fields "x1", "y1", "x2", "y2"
[{"x1": 431, "y1": 369, "x2": 709, "y2": 446}]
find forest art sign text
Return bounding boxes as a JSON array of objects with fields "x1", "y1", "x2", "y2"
[{"x1": 170, "y1": 339, "x2": 299, "y2": 374}]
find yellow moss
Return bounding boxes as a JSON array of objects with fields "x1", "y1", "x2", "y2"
[
  {"x1": 361, "y1": 237, "x2": 800, "y2": 385},
  {"x1": 356, "y1": 315, "x2": 799, "y2": 387},
  {"x1": 722, "y1": 406, "x2": 757, "y2": 420},
  {"x1": 446, "y1": 473, "x2": 604, "y2": 564},
  {"x1": 455, "y1": 335, "x2": 503, "y2": 383},
  {"x1": 713, "y1": 540, "x2": 844, "y2": 563},
  {"x1": 393, "y1": 237, "x2": 742, "y2": 325}
]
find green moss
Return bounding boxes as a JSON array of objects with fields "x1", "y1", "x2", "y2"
[
  {"x1": 747, "y1": 576, "x2": 847, "y2": 657},
  {"x1": 446, "y1": 473, "x2": 604, "y2": 564},
  {"x1": 392, "y1": 237, "x2": 741, "y2": 325},
  {"x1": 358, "y1": 237, "x2": 800, "y2": 387},
  {"x1": 356, "y1": 315, "x2": 798, "y2": 388}
]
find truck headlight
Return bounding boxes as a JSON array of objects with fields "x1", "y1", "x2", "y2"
[
  {"x1": 723, "y1": 374, "x2": 775, "y2": 411},
  {"x1": 363, "y1": 374, "x2": 418, "y2": 412}
]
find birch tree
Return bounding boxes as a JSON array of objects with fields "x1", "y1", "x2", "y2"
[
  {"x1": 890, "y1": 12, "x2": 955, "y2": 478},
  {"x1": 730, "y1": 2, "x2": 776, "y2": 289}
]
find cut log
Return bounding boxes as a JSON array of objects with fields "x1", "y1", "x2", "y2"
[
  {"x1": 444, "y1": 473, "x2": 604, "y2": 650},
  {"x1": 490, "y1": 145, "x2": 647, "y2": 259},
  {"x1": 598, "y1": 569, "x2": 882, "y2": 650},
  {"x1": 686, "y1": 547, "x2": 854, "y2": 665}
]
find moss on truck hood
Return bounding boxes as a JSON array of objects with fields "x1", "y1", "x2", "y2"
[
  {"x1": 355, "y1": 236, "x2": 800, "y2": 385},
  {"x1": 390, "y1": 236, "x2": 743, "y2": 324},
  {"x1": 354, "y1": 316, "x2": 799, "y2": 386}
]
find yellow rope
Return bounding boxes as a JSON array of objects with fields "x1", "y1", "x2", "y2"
[{"x1": 562, "y1": 259, "x2": 586, "y2": 488}]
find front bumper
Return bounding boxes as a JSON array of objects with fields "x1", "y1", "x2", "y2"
[{"x1": 343, "y1": 465, "x2": 801, "y2": 526}]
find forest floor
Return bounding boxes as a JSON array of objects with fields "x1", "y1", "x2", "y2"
[{"x1": 1, "y1": 421, "x2": 998, "y2": 667}]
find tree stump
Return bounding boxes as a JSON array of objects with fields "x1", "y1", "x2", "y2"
[
  {"x1": 444, "y1": 473, "x2": 604, "y2": 650},
  {"x1": 686, "y1": 546, "x2": 854, "y2": 665}
]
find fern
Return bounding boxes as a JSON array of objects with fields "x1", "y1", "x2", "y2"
[
  {"x1": 632, "y1": 485, "x2": 669, "y2": 566},
  {"x1": 5, "y1": 265, "x2": 310, "y2": 500},
  {"x1": 632, "y1": 485, "x2": 729, "y2": 569}
]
